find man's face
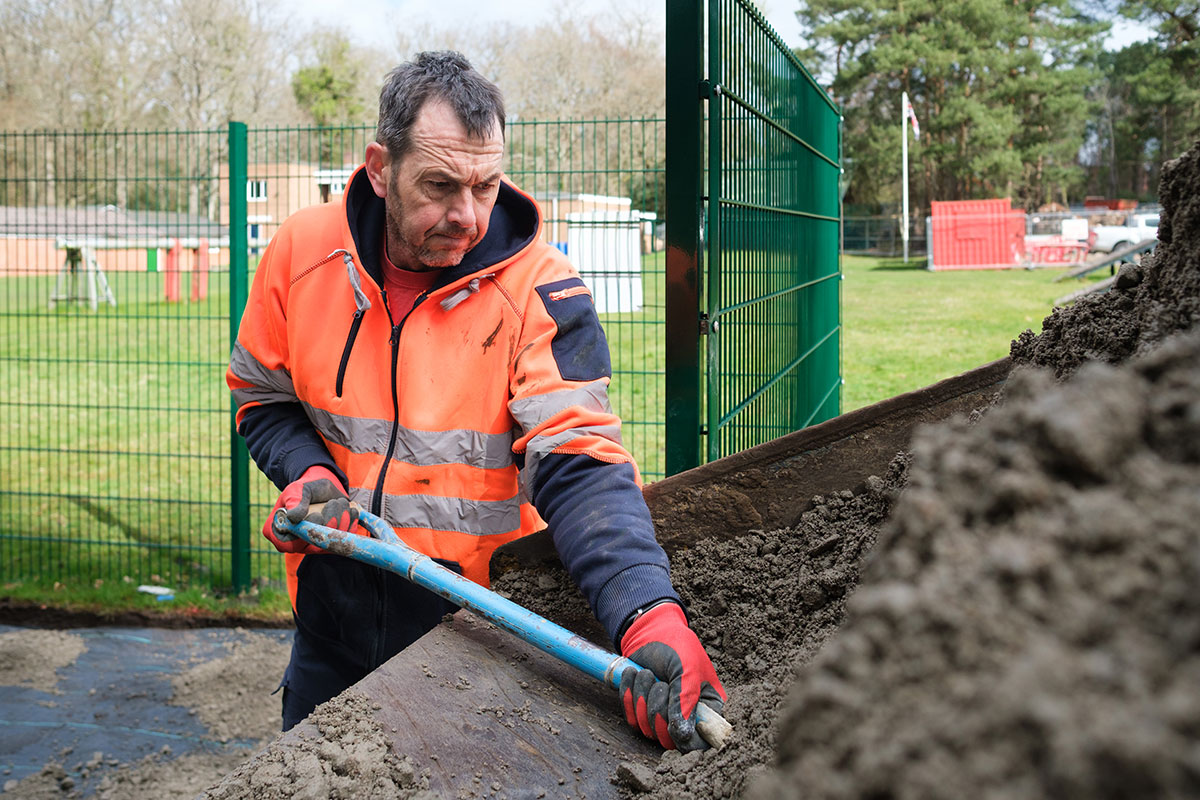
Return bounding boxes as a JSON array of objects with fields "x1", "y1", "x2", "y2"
[{"x1": 381, "y1": 99, "x2": 505, "y2": 271}]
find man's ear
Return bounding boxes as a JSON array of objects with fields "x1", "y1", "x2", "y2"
[{"x1": 364, "y1": 142, "x2": 391, "y2": 199}]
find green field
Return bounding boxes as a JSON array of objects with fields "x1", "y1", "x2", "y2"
[
  {"x1": 0, "y1": 269, "x2": 286, "y2": 615},
  {"x1": 840, "y1": 255, "x2": 1107, "y2": 411},
  {"x1": 0, "y1": 253, "x2": 1109, "y2": 615}
]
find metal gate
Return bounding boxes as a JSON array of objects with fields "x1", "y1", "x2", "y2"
[{"x1": 665, "y1": 0, "x2": 843, "y2": 473}]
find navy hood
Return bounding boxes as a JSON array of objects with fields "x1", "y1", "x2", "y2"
[{"x1": 343, "y1": 167, "x2": 540, "y2": 292}]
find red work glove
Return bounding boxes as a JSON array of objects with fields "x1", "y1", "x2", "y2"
[
  {"x1": 262, "y1": 466, "x2": 358, "y2": 554},
  {"x1": 618, "y1": 601, "x2": 726, "y2": 752}
]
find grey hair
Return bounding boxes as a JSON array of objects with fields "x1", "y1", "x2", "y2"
[{"x1": 376, "y1": 51, "x2": 505, "y2": 159}]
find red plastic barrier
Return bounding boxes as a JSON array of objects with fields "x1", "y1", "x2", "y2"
[{"x1": 1030, "y1": 237, "x2": 1088, "y2": 264}]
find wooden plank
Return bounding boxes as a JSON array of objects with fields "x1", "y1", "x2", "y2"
[
  {"x1": 293, "y1": 611, "x2": 658, "y2": 798},
  {"x1": 1056, "y1": 274, "x2": 1117, "y2": 306},
  {"x1": 637, "y1": 358, "x2": 1013, "y2": 553},
  {"x1": 1054, "y1": 238, "x2": 1156, "y2": 282}
]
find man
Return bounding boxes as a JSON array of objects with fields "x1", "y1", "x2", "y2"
[{"x1": 227, "y1": 51, "x2": 724, "y2": 751}]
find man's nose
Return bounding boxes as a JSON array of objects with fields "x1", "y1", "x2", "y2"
[{"x1": 445, "y1": 188, "x2": 476, "y2": 229}]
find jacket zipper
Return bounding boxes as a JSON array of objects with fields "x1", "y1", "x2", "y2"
[
  {"x1": 370, "y1": 290, "x2": 431, "y2": 518},
  {"x1": 328, "y1": 248, "x2": 373, "y2": 399},
  {"x1": 334, "y1": 309, "x2": 365, "y2": 398}
]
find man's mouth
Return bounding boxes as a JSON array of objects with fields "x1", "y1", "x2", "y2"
[{"x1": 430, "y1": 229, "x2": 475, "y2": 242}]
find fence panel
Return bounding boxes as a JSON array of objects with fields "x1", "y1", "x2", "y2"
[
  {"x1": 706, "y1": 0, "x2": 842, "y2": 462},
  {"x1": 0, "y1": 118, "x2": 668, "y2": 593},
  {"x1": 0, "y1": 129, "x2": 251, "y2": 592},
  {"x1": 667, "y1": 0, "x2": 843, "y2": 469}
]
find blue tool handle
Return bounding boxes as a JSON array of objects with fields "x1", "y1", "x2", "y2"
[{"x1": 275, "y1": 508, "x2": 732, "y2": 749}]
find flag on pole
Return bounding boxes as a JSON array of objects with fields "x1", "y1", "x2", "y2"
[{"x1": 905, "y1": 95, "x2": 920, "y2": 139}]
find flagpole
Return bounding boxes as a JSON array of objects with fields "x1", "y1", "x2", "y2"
[{"x1": 901, "y1": 90, "x2": 910, "y2": 263}]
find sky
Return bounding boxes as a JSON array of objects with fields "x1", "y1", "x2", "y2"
[{"x1": 285, "y1": 0, "x2": 1154, "y2": 58}]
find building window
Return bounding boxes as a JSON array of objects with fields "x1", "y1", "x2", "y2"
[{"x1": 247, "y1": 180, "x2": 268, "y2": 202}]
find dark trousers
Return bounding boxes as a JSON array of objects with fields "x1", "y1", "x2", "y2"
[{"x1": 279, "y1": 554, "x2": 460, "y2": 731}]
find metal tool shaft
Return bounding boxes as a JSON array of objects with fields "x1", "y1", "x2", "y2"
[{"x1": 277, "y1": 508, "x2": 732, "y2": 749}]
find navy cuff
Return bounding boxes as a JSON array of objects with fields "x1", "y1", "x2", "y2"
[
  {"x1": 593, "y1": 564, "x2": 679, "y2": 648},
  {"x1": 276, "y1": 445, "x2": 345, "y2": 490}
]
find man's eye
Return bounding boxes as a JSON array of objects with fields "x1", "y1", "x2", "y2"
[{"x1": 429, "y1": 181, "x2": 450, "y2": 190}]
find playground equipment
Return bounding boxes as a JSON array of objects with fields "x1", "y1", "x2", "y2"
[{"x1": 48, "y1": 245, "x2": 116, "y2": 311}]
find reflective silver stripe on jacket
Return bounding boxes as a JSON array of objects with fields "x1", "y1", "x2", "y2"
[
  {"x1": 229, "y1": 341, "x2": 297, "y2": 407},
  {"x1": 519, "y1": 424, "x2": 625, "y2": 500},
  {"x1": 508, "y1": 380, "x2": 614, "y2": 434},
  {"x1": 306, "y1": 405, "x2": 517, "y2": 470},
  {"x1": 347, "y1": 487, "x2": 522, "y2": 537}
]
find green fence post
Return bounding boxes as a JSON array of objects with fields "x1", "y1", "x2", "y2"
[
  {"x1": 665, "y1": 0, "x2": 704, "y2": 475},
  {"x1": 704, "y1": 0, "x2": 723, "y2": 464},
  {"x1": 228, "y1": 121, "x2": 251, "y2": 593}
]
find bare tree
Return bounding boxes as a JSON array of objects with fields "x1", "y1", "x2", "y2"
[
  {"x1": 0, "y1": 0, "x2": 156, "y2": 131},
  {"x1": 388, "y1": 3, "x2": 664, "y2": 121},
  {"x1": 146, "y1": 0, "x2": 295, "y2": 129}
]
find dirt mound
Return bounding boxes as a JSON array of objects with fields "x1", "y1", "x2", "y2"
[
  {"x1": 0, "y1": 629, "x2": 291, "y2": 800},
  {"x1": 1012, "y1": 143, "x2": 1200, "y2": 374},
  {"x1": 608, "y1": 139, "x2": 1199, "y2": 797},
  {"x1": 495, "y1": 456, "x2": 910, "y2": 798},
  {"x1": 749, "y1": 330, "x2": 1200, "y2": 799},
  {"x1": 169, "y1": 631, "x2": 291, "y2": 743},
  {"x1": 0, "y1": 629, "x2": 86, "y2": 693},
  {"x1": 198, "y1": 691, "x2": 434, "y2": 800}
]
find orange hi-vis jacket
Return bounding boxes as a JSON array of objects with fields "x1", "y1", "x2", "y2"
[{"x1": 227, "y1": 167, "x2": 677, "y2": 644}]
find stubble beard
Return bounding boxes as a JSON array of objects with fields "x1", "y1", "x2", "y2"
[{"x1": 384, "y1": 183, "x2": 476, "y2": 271}]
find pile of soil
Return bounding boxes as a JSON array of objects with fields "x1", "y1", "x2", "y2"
[
  {"x1": 597, "y1": 140, "x2": 1198, "y2": 798},
  {"x1": 1012, "y1": 142, "x2": 1199, "y2": 373},
  {"x1": 751, "y1": 329, "x2": 1200, "y2": 798},
  {"x1": 492, "y1": 456, "x2": 910, "y2": 798},
  {"x1": 199, "y1": 692, "x2": 433, "y2": 800},
  {"x1": 0, "y1": 630, "x2": 86, "y2": 693},
  {"x1": 169, "y1": 633, "x2": 288, "y2": 744}
]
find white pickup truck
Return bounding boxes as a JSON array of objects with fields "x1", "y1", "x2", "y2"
[{"x1": 1090, "y1": 212, "x2": 1159, "y2": 253}]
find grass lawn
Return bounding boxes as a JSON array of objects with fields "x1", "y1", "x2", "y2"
[{"x1": 840, "y1": 255, "x2": 1109, "y2": 411}]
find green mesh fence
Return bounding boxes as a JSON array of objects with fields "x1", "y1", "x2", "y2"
[
  {"x1": 0, "y1": 32, "x2": 835, "y2": 592},
  {"x1": 0, "y1": 128, "x2": 245, "y2": 591},
  {"x1": 666, "y1": 0, "x2": 843, "y2": 468},
  {"x1": 0, "y1": 118, "x2": 667, "y2": 592}
]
